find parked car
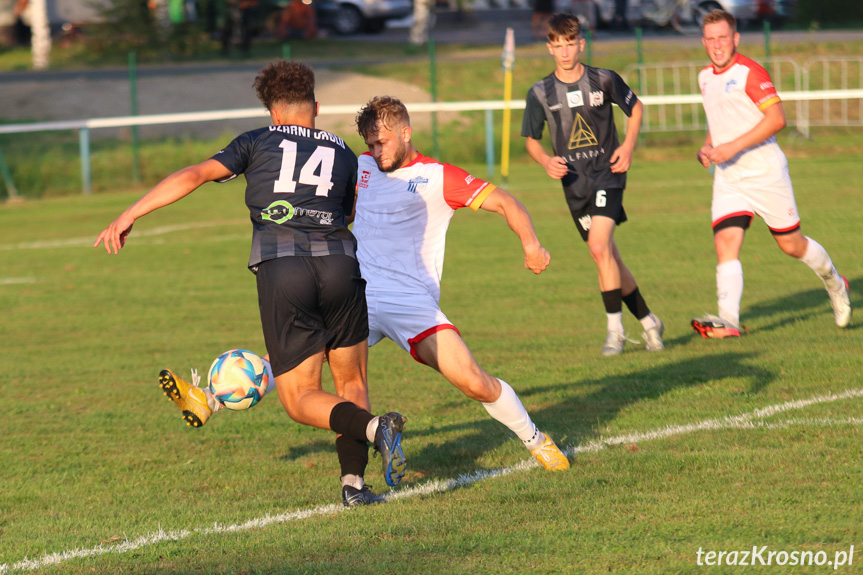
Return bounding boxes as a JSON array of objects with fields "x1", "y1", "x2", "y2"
[
  {"x1": 315, "y1": 0, "x2": 412, "y2": 35},
  {"x1": 689, "y1": 0, "x2": 796, "y2": 28},
  {"x1": 259, "y1": 0, "x2": 412, "y2": 37},
  {"x1": 583, "y1": 0, "x2": 795, "y2": 30}
]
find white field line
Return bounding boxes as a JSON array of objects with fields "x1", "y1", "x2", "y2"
[
  {"x1": 2, "y1": 389, "x2": 861, "y2": 574},
  {"x1": 0, "y1": 221, "x2": 245, "y2": 251},
  {"x1": 0, "y1": 277, "x2": 36, "y2": 285}
]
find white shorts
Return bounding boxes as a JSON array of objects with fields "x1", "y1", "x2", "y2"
[
  {"x1": 367, "y1": 290, "x2": 459, "y2": 364},
  {"x1": 712, "y1": 164, "x2": 801, "y2": 233}
]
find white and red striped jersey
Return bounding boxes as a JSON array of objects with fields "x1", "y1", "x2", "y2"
[
  {"x1": 353, "y1": 152, "x2": 495, "y2": 301},
  {"x1": 698, "y1": 53, "x2": 787, "y2": 179}
]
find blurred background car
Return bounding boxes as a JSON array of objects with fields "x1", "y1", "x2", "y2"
[
  {"x1": 316, "y1": 0, "x2": 412, "y2": 34},
  {"x1": 582, "y1": 0, "x2": 796, "y2": 30}
]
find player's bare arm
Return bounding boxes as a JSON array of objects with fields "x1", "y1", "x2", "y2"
[
  {"x1": 525, "y1": 137, "x2": 568, "y2": 180},
  {"x1": 610, "y1": 100, "x2": 643, "y2": 174},
  {"x1": 707, "y1": 102, "x2": 786, "y2": 165},
  {"x1": 94, "y1": 159, "x2": 233, "y2": 254},
  {"x1": 479, "y1": 188, "x2": 551, "y2": 275}
]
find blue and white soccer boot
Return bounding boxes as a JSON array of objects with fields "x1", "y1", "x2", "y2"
[{"x1": 374, "y1": 412, "x2": 407, "y2": 487}]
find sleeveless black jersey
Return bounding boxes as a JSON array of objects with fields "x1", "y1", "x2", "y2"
[
  {"x1": 522, "y1": 66, "x2": 638, "y2": 212},
  {"x1": 212, "y1": 125, "x2": 359, "y2": 270}
]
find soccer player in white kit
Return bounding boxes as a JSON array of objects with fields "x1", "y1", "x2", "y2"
[
  {"x1": 353, "y1": 95, "x2": 570, "y2": 472},
  {"x1": 691, "y1": 10, "x2": 851, "y2": 338}
]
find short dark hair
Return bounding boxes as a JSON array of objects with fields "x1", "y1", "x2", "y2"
[
  {"x1": 702, "y1": 9, "x2": 736, "y2": 33},
  {"x1": 254, "y1": 60, "x2": 315, "y2": 111},
  {"x1": 356, "y1": 96, "x2": 411, "y2": 139},
  {"x1": 547, "y1": 13, "x2": 582, "y2": 42}
]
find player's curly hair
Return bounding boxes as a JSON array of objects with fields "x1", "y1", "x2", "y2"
[
  {"x1": 702, "y1": 9, "x2": 736, "y2": 32},
  {"x1": 356, "y1": 96, "x2": 411, "y2": 139},
  {"x1": 546, "y1": 13, "x2": 582, "y2": 42},
  {"x1": 254, "y1": 61, "x2": 315, "y2": 111}
]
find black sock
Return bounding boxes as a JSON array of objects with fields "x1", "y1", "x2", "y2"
[
  {"x1": 600, "y1": 288, "x2": 623, "y2": 314},
  {"x1": 622, "y1": 287, "x2": 650, "y2": 320},
  {"x1": 335, "y1": 434, "x2": 369, "y2": 478},
  {"x1": 329, "y1": 401, "x2": 374, "y2": 443}
]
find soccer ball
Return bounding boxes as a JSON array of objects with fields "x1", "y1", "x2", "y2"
[{"x1": 207, "y1": 349, "x2": 269, "y2": 411}]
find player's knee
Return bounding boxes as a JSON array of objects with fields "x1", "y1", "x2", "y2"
[
  {"x1": 587, "y1": 240, "x2": 611, "y2": 263},
  {"x1": 453, "y1": 370, "x2": 497, "y2": 402}
]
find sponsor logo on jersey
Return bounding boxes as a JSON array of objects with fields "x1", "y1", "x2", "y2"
[
  {"x1": 261, "y1": 200, "x2": 333, "y2": 225},
  {"x1": 568, "y1": 113, "x2": 599, "y2": 149},
  {"x1": 589, "y1": 91, "x2": 604, "y2": 107},
  {"x1": 760, "y1": 81, "x2": 774, "y2": 90},
  {"x1": 407, "y1": 176, "x2": 429, "y2": 194},
  {"x1": 725, "y1": 79, "x2": 737, "y2": 93},
  {"x1": 549, "y1": 103, "x2": 563, "y2": 111},
  {"x1": 567, "y1": 91, "x2": 584, "y2": 108},
  {"x1": 464, "y1": 175, "x2": 475, "y2": 185},
  {"x1": 625, "y1": 90, "x2": 633, "y2": 105},
  {"x1": 359, "y1": 170, "x2": 371, "y2": 189}
]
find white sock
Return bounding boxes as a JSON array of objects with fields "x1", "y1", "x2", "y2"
[
  {"x1": 262, "y1": 358, "x2": 276, "y2": 396},
  {"x1": 366, "y1": 416, "x2": 379, "y2": 444},
  {"x1": 341, "y1": 474, "x2": 364, "y2": 490},
  {"x1": 482, "y1": 380, "x2": 542, "y2": 450},
  {"x1": 798, "y1": 237, "x2": 842, "y2": 292},
  {"x1": 639, "y1": 312, "x2": 658, "y2": 331},
  {"x1": 202, "y1": 388, "x2": 222, "y2": 413},
  {"x1": 606, "y1": 312, "x2": 624, "y2": 334},
  {"x1": 717, "y1": 260, "x2": 744, "y2": 326}
]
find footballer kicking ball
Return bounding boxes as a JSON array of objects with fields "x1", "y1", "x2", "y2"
[{"x1": 207, "y1": 349, "x2": 269, "y2": 411}]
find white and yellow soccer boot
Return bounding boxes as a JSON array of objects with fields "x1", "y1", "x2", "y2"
[{"x1": 158, "y1": 368, "x2": 214, "y2": 428}]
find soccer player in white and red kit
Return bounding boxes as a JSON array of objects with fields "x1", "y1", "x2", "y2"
[
  {"x1": 352, "y1": 96, "x2": 570, "y2": 472},
  {"x1": 691, "y1": 10, "x2": 851, "y2": 338}
]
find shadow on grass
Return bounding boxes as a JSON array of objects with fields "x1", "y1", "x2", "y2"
[
  {"x1": 739, "y1": 273, "x2": 861, "y2": 334},
  {"x1": 405, "y1": 351, "x2": 774, "y2": 479}
]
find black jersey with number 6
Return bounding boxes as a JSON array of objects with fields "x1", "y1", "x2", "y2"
[{"x1": 212, "y1": 125, "x2": 359, "y2": 270}]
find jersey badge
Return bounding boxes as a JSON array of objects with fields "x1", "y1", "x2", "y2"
[
  {"x1": 464, "y1": 174, "x2": 475, "y2": 185},
  {"x1": 566, "y1": 91, "x2": 584, "y2": 108},
  {"x1": 359, "y1": 170, "x2": 371, "y2": 189},
  {"x1": 568, "y1": 113, "x2": 599, "y2": 149},
  {"x1": 589, "y1": 91, "x2": 604, "y2": 107},
  {"x1": 725, "y1": 79, "x2": 737, "y2": 93},
  {"x1": 407, "y1": 176, "x2": 429, "y2": 194}
]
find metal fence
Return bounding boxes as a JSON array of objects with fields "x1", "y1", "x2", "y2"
[
  {"x1": 2, "y1": 58, "x2": 863, "y2": 196},
  {"x1": 622, "y1": 56, "x2": 863, "y2": 137}
]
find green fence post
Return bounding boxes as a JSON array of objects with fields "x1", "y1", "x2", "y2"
[
  {"x1": 763, "y1": 19, "x2": 771, "y2": 61},
  {"x1": 0, "y1": 146, "x2": 20, "y2": 201},
  {"x1": 485, "y1": 109, "x2": 494, "y2": 180},
  {"x1": 80, "y1": 127, "x2": 92, "y2": 195},
  {"x1": 429, "y1": 38, "x2": 439, "y2": 160},
  {"x1": 282, "y1": 43, "x2": 291, "y2": 61},
  {"x1": 129, "y1": 51, "x2": 141, "y2": 184}
]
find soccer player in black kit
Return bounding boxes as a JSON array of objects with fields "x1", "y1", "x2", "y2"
[
  {"x1": 522, "y1": 13, "x2": 664, "y2": 356},
  {"x1": 95, "y1": 61, "x2": 407, "y2": 508}
]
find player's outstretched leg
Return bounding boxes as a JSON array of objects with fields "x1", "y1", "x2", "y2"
[
  {"x1": 158, "y1": 369, "x2": 212, "y2": 427},
  {"x1": 529, "y1": 432, "x2": 570, "y2": 471},
  {"x1": 829, "y1": 276, "x2": 852, "y2": 328},
  {"x1": 342, "y1": 485, "x2": 385, "y2": 508},
  {"x1": 374, "y1": 412, "x2": 407, "y2": 486}
]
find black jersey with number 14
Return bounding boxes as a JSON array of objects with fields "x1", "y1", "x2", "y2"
[{"x1": 212, "y1": 125, "x2": 359, "y2": 271}]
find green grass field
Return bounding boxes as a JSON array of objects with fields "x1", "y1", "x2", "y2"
[{"x1": 1, "y1": 131, "x2": 862, "y2": 573}]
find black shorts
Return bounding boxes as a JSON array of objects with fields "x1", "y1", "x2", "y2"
[
  {"x1": 256, "y1": 255, "x2": 369, "y2": 377},
  {"x1": 569, "y1": 188, "x2": 628, "y2": 242}
]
